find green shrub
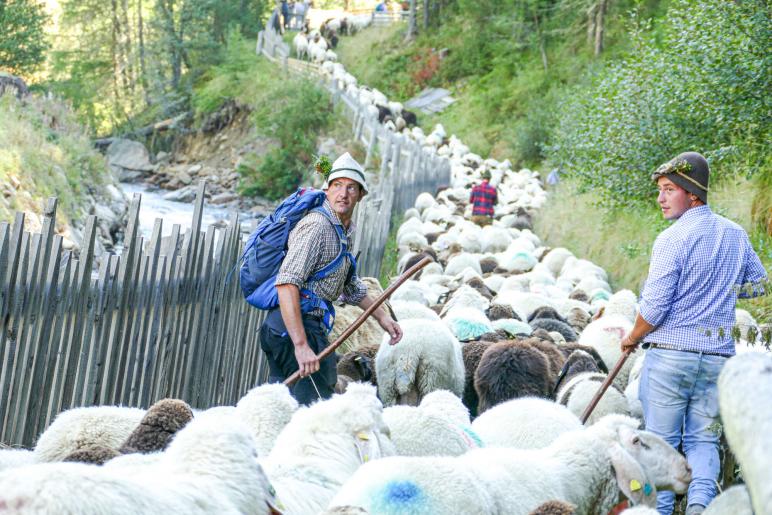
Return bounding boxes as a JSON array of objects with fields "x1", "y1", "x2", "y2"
[
  {"x1": 238, "y1": 79, "x2": 332, "y2": 200},
  {"x1": 548, "y1": 1, "x2": 770, "y2": 206}
]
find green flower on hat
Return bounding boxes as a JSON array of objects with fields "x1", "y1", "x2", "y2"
[
  {"x1": 314, "y1": 155, "x2": 332, "y2": 181},
  {"x1": 653, "y1": 158, "x2": 692, "y2": 179}
]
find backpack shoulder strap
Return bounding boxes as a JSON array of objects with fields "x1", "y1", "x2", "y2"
[{"x1": 308, "y1": 207, "x2": 354, "y2": 281}]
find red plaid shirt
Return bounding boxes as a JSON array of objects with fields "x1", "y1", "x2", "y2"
[{"x1": 470, "y1": 181, "x2": 497, "y2": 216}]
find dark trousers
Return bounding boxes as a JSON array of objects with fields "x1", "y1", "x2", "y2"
[{"x1": 259, "y1": 308, "x2": 336, "y2": 405}]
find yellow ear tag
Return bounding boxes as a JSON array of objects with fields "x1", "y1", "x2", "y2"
[
  {"x1": 356, "y1": 432, "x2": 370, "y2": 441},
  {"x1": 629, "y1": 479, "x2": 642, "y2": 492}
]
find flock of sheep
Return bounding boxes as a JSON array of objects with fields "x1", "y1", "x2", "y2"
[{"x1": 1, "y1": 18, "x2": 770, "y2": 515}]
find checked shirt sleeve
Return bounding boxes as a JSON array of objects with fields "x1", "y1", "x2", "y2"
[
  {"x1": 340, "y1": 273, "x2": 368, "y2": 305},
  {"x1": 275, "y1": 217, "x2": 322, "y2": 288},
  {"x1": 738, "y1": 235, "x2": 768, "y2": 298},
  {"x1": 639, "y1": 234, "x2": 682, "y2": 326}
]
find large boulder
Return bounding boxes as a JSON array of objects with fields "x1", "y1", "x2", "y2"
[{"x1": 106, "y1": 138, "x2": 155, "y2": 178}]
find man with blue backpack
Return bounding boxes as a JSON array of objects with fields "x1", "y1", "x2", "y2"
[{"x1": 252, "y1": 152, "x2": 402, "y2": 404}]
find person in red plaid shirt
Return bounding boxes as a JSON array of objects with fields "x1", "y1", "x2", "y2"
[{"x1": 470, "y1": 170, "x2": 497, "y2": 226}]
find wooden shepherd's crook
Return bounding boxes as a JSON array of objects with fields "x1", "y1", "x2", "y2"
[
  {"x1": 284, "y1": 256, "x2": 434, "y2": 387},
  {"x1": 580, "y1": 347, "x2": 634, "y2": 424}
]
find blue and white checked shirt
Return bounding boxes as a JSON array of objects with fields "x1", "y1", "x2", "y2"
[{"x1": 640, "y1": 205, "x2": 767, "y2": 355}]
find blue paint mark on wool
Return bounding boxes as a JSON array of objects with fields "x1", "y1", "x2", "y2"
[
  {"x1": 370, "y1": 480, "x2": 427, "y2": 514},
  {"x1": 386, "y1": 481, "x2": 420, "y2": 503},
  {"x1": 461, "y1": 426, "x2": 485, "y2": 448}
]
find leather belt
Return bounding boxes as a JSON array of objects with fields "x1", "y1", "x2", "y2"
[{"x1": 647, "y1": 342, "x2": 732, "y2": 358}]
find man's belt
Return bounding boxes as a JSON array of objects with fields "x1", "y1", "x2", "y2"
[{"x1": 647, "y1": 342, "x2": 732, "y2": 358}]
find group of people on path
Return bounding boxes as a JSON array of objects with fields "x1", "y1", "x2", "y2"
[
  {"x1": 273, "y1": 0, "x2": 311, "y2": 33},
  {"x1": 255, "y1": 149, "x2": 766, "y2": 515}
]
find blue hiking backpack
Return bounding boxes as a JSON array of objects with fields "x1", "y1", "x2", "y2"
[{"x1": 239, "y1": 187, "x2": 356, "y2": 331}]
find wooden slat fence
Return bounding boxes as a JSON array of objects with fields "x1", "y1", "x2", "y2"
[
  {"x1": 257, "y1": 28, "x2": 451, "y2": 278},
  {"x1": 0, "y1": 182, "x2": 269, "y2": 448}
]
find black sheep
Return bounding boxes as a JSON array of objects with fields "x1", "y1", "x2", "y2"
[
  {"x1": 527, "y1": 306, "x2": 569, "y2": 324},
  {"x1": 551, "y1": 350, "x2": 604, "y2": 397},
  {"x1": 377, "y1": 105, "x2": 393, "y2": 123},
  {"x1": 336, "y1": 343, "x2": 379, "y2": 386},
  {"x1": 401, "y1": 109, "x2": 418, "y2": 127},
  {"x1": 461, "y1": 340, "x2": 494, "y2": 418},
  {"x1": 474, "y1": 339, "x2": 552, "y2": 414},
  {"x1": 529, "y1": 318, "x2": 578, "y2": 342},
  {"x1": 486, "y1": 303, "x2": 518, "y2": 321}
]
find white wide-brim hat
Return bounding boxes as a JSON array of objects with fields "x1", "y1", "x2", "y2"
[{"x1": 323, "y1": 152, "x2": 368, "y2": 194}]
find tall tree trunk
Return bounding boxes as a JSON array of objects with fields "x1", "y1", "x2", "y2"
[
  {"x1": 533, "y1": 12, "x2": 548, "y2": 71},
  {"x1": 587, "y1": 3, "x2": 597, "y2": 47},
  {"x1": 594, "y1": 0, "x2": 607, "y2": 56},
  {"x1": 406, "y1": 0, "x2": 417, "y2": 40},
  {"x1": 138, "y1": 0, "x2": 150, "y2": 104},
  {"x1": 111, "y1": 0, "x2": 122, "y2": 101},
  {"x1": 121, "y1": 0, "x2": 133, "y2": 94},
  {"x1": 423, "y1": 0, "x2": 429, "y2": 29}
]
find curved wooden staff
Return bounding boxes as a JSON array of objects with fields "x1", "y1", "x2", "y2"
[
  {"x1": 284, "y1": 256, "x2": 433, "y2": 386},
  {"x1": 580, "y1": 347, "x2": 634, "y2": 424}
]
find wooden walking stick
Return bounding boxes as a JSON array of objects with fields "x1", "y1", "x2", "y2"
[
  {"x1": 580, "y1": 347, "x2": 634, "y2": 424},
  {"x1": 284, "y1": 256, "x2": 433, "y2": 387}
]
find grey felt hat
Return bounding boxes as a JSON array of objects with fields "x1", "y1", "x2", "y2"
[{"x1": 651, "y1": 151, "x2": 709, "y2": 204}]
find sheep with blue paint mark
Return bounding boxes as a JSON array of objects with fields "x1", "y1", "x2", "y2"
[{"x1": 328, "y1": 415, "x2": 692, "y2": 514}]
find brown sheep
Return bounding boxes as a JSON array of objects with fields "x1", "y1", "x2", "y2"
[
  {"x1": 62, "y1": 445, "x2": 120, "y2": 465},
  {"x1": 465, "y1": 276, "x2": 495, "y2": 300},
  {"x1": 336, "y1": 342, "x2": 379, "y2": 386},
  {"x1": 566, "y1": 307, "x2": 591, "y2": 333},
  {"x1": 461, "y1": 340, "x2": 494, "y2": 418},
  {"x1": 528, "y1": 500, "x2": 577, "y2": 515},
  {"x1": 479, "y1": 257, "x2": 499, "y2": 274},
  {"x1": 120, "y1": 398, "x2": 193, "y2": 454},
  {"x1": 474, "y1": 339, "x2": 552, "y2": 414},
  {"x1": 486, "y1": 303, "x2": 518, "y2": 321}
]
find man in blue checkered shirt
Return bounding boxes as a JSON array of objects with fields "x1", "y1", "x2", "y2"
[{"x1": 620, "y1": 152, "x2": 768, "y2": 515}]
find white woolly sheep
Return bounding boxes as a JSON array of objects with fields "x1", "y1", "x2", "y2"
[
  {"x1": 376, "y1": 318, "x2": 465, "y2": 406},
  {"x1": 624, "y1": 354, "x2": 646, "y2": 420},
  {"x1": 444, "y1": 253, "x2": 482, "y2": 276},
  {"x1": 1, "y1": 413, "x2": 281, "y2": 515},
  {"x1": 34, "y1": 405, "x2": 146, "y2": 463},
  {"x1": 472, "y1": 397, "x2": 582, "y2": 449},
  {"x1": 542, "y1": 248, "x2": 574, "y2": 277},
  {"x1": 261, "y1": 383, "x2": 394, "y2": 515},
  {"x1": 718, "y1": 352, "x2": 772, "y2": 514},
  {"x1": 329, "y1": 414, "x2": 691, "y2": 514},
  {"x1": 557, "y1": 372, "x2": 630, "y2": 425},
  {"x1": 391, "y1": 300, "x2": 441, "y2": 321},
  {"x1": 414, "y1": 192, "x2": 437, "y2": 212},
  {"x1": 389, "y1": 279, "x2": 438, "y2": 306},
  {"x1": 703, "y1": 484, "x2": 752, "y2": 515},
  {"x1": 235, "y1": 383, "x2": 299, "y2": 457},
  {"x1": 0, "y1": 447, "x2": 36, "y2": 472},
  {"x1": 382, "y1": 392, "x2": 481, "y2": 457},
  {"x1": 578, "y1": 311, "x2": 638, "y2": 389}
]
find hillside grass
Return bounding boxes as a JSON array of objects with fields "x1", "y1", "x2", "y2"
[{"x1": 0, "y1": 94, "x2": 110, "y2": 229}]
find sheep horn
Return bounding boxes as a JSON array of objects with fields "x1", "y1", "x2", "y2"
[
  {"x1": 284, "y1": 256, "x2": 433, "y2": 387},
  {"x1": 579, "y1": 347, "x2": 634, "y2": 424}
]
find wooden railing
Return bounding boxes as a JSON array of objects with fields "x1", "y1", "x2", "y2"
[{"x1": 0, "y1": 183, "x2": 268, "y2": 447}]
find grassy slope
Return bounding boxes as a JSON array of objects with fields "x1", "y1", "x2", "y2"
[
  {"x1": 336, "y1": 22, "x2": 771, "y2": 323},
  {"x1": 0, "y1": 94, "x2": 110, "y2": 229}
]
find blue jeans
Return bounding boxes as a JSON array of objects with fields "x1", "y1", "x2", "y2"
[{"x1": 639, "y1": 347, "x2": 727, "y2": 514}]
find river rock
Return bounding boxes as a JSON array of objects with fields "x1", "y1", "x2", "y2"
[
  {"x1": 176, "y1": 170, "x2": 192, "y2": 185},
  {"x1": 188, "y1": 164, "x2": 203, "y2": 175},
  {"x1": 162, "y1": 185, "x2": 197, "y2": 203},
  {"x1": 210, "y1": 192, "x2": 239, "y2": 205},
  {"x1": 106, "y1": 138, "x2": 154, "y2": 173}
]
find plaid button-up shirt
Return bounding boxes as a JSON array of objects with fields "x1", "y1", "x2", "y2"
[
  {"x1": 640, "y1": 205, "x2": 767, "y2": 355},
  {"x1": 470, "y1": 181, "x2": 497, "y2": 216},
  {"x1": 275, "y1": 199, "x2": 367, "y2": 316}
]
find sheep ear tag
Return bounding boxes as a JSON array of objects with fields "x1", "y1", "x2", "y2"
[
  {"x1": 629, "y1": 479, "x2": 642, "y2": 491},
  {"x1": 355, "y1": 431, "x2": 373, "y2": 463}
]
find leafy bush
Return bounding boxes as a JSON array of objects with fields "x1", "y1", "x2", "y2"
[
  {"x1": 238, "y1": 79, "x2": 332, "y2": 200},
  {"x1": 548, "y1": 0, "x2": 770, "y2": 206}
]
